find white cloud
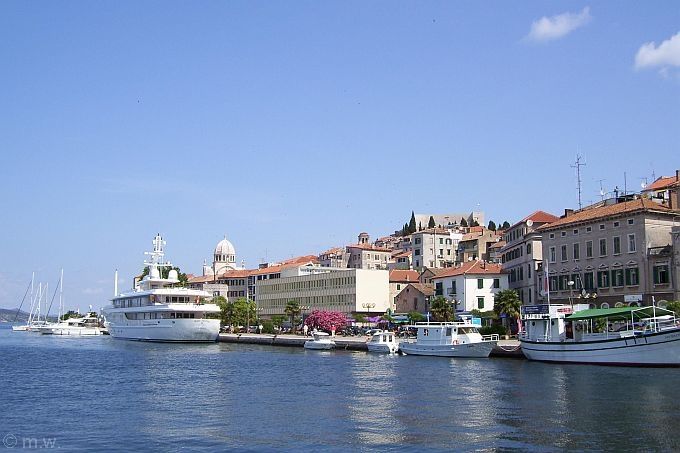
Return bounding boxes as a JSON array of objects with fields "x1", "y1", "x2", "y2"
[
  {"x1": 527, "y1": 7, "x2": 592, "y2": 42},
  {"x1": 634, "y1": 31, "x2": 680, "y2": 71}
]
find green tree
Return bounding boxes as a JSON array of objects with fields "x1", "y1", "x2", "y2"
[
  {"x1": 407, "y1": 311, "x2": 425, "y2": 323},
  {"x1": 418, "y1": 221, "x2": 423, "y2": 231},
  {"x1": 213, "y1": 296, "x2": 232, "y2": 327},
  {"x1": 665, "y1": 301, "x2": 680, "y2": 316},
  {"x1": 271, "y1": 315, "x2": 287, "y2": 330},
  {"x1": 430, "y1": 296, "x2": 455, "y2": 322},
  {"x1": 261, "y1": 320, "x2": 275, "y2": 334},
  {"x1": 502, "y1": 221, "x2": 511, "y2": 229},
  {"x1": 470, "y1": 219, "x2": 479, "y2": 227},
  {"x1": 284, "y1": 300, "x2": 301, "y2": 334},
  {"x1": 428, "y1": 216, "x2": 436, "y2": 228},
  {"x1": 487, "y1": 221, "x2": 497, "y2": 231},
  {"x1": 493, "y1": 289, "x2": 522, "y2": 333},
  {"x1": 232, "y1": 298, "x2": 256, "y2": 331},
  {"x1": 460, "y1": 217, "x2": 468, "y2": 227},
  {"x1": 408, "y1": 211, "x2": 417, "y2": 234}
]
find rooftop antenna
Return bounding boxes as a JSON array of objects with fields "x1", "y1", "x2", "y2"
[
  {"x1": 624, "y1": 172, "x2": 627, "y2": 196},
  {"x1": 640, "y1": 177, "x2": 648, "y2": 190},
  {"x1": 571, "y1": 154, "x2": 586, "y2": 210},
  {"x1": 598, "y1": 179, "x2": 606, "y2": 201}
]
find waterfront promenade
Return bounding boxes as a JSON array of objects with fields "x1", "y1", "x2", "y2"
[{"x1": 218, "y1": 332, "x2": 525, "y2": 358}]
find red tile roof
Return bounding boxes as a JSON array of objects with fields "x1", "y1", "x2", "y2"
[
  {"x1": 510, "y1": 210, "x2": 559, "y2": 229},
  {"x1": 346, "y1": 243, "x2": 391, "y2": 252},
  {"x1": 432, "y1": 261, "x2": 504, "y2": 279},
  {"x1": 488, "y1": 240, "x2": 506, "y2": 250},
  {"x1": 397, "y1": 283, "x2": 434, "y2": 297},
  {"x1": 389, "y1": 269, "x2": 419, "y2": 283},
  {"x1": 537, "y1": 198, "x2": 676, "y2": 231},
  {"x1": 645, "y1": 175, "x2": 679, "y2": 191}
]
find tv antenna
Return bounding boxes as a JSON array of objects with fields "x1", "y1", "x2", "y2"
[
  {"x1": 571, "y1": 154, "x2": 586, "y2": 209},
  {"x1": 597, "y1": 179, "x2": 606, "y2": 201}
]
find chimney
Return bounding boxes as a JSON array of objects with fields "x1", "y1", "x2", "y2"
[{"x1": 563, "y1": 209, "x2": 574, "y2": 218}]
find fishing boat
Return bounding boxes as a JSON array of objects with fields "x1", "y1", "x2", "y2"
[
  {"x1": 519, "y1": 304, "x2": 680, "y2": 366},
  {"x1": 102, "y1": 234, "x2": 220, "y2": 342},
  {"x1": 304, "y1": 331, "x2": 335, "y2": 350},
  {"x1": 366, "y1": 330, "x2": 399, "y2": 354},
  {"x1": 399, "y1": 322, "x2": 498, "y2": 357}
]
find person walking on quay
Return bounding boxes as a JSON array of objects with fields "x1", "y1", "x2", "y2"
[{"x1": 303, "y1": 324, "x2": 309, "y2": 337}]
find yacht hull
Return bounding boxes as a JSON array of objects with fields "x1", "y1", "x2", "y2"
[
  {"x1": 38, "y1": 326, "x2": 103, "y2": 336},
  {"x1": 303, "y1": 340, "x2": 335, "y2": 350},
  {"x1": 367, "y1": 342, "x2": 399, "y2": 354},
  {"x1": 106, "y1": 318, "x2": 220, "y2": 342},
  {"x1": 520, "y1": 328, "x2": 680, "y2": 366},
  {"x1": 400, "y1": 341, "x2": 495, "y2": 358}
]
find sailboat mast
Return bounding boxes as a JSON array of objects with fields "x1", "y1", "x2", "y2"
[{"x1": 59, "y1": 269, "x2": 64, "y2": 321}]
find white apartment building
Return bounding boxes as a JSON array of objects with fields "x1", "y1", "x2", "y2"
[
  {"x1": 255, "y1": 268, "x2": 390, "y2": 317},
  {"x1": 411, "y1": 228, "x2": 463, "y2": 271},
  {"x1": 431, "y1": 261, "x2": 508, "y2": 312}
]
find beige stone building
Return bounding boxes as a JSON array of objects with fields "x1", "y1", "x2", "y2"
[
  {"x1": 411, "y1": 228, "x2": 462, "y2": 271},
  {"x1": 346, "y1": 233, "x2": 392, "y2": 270},
  {"x1": 500, "y1": 211, "x2": 559, "y2": 305},
  {"x1": 457, "y1": 227, "x2": 502, "y2": 264},
  {"x1": 389, "y1": 270, "x2": 420, "y2": 311},
  {"x1": 394, "y1": 283, "x2": 434, "y2": 314},
  {"x1": 539, "y1": 197, "x2": 679, "y2": 308}
]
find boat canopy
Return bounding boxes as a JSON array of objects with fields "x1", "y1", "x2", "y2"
[{"x1": 567, "y1": 306, "x2": 675, "y2": 321}]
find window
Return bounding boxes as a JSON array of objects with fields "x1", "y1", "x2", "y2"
[
  {"x1": 614, "y1": 221, "x2": 620, "y2": 227},
  {"x1": 561, "y1": 231, "x2": 567, "y2": 237},
  {"x1": 613, "y1": 236, "x2": 621, "y2": 255},
  {"x1": 435, "y1": 282, "x2": 443, "y2": 296},
  {"x1": 599, "y1": 224, "x2": 605, "y2": 230},
  {"x1": 549, "y1": 276, "x2": 558, "y2": 292},
  {"x1": 583, "y1": 272, "x2": 594, "y2": 290},
  {"x1": 599, "y1": 238, "x2": 607, "y2": 256},
  {"x1": 527, "y1": 264, "x2": 531, "y2": 279},
  {"x1": 561, "y1": 245, "x2": 568, "y2": 261},
  {"x1": 628, "y1": 234, "x2": 636, "y2": 252},
  {"x1": 628, "y1": 219, "x2": 634, "y2": 225},
  {"x1": 477, "y1": 297, "x2": 485, "y2": 309},
  {"x1": 415, "y1": 249, "x2": 421, "y2": 256},
  {"x1": 415, "y1": 238, "x2": 421, "y2": 244},
  {"x1": 451, "y1": 281, "x2": 457, "y2": 294},
  {"x1": 612, "y1": 269, "x2": 624, "y2": 287},
  {"x1": 550, "y1": 247, "x2": 556, "y2": 263},
  {"x1": 549, "y1": 233, "x2": 555, "y2": 239},
  {"x1": 586, "y1": 226, "x2": 592, "y2": 233},
  {"x1": 559, "y1": 275, "x2": 569, "y2": 291},
  {"x1": 527, "y1": 244, "x2": 532, "y2": 254},
  {"x1": 597, "y1": 270, "x2": 610, "y2": 288},
  {"x1": 625, "y1": 268, "x2": 639, "y2": 286},
  {"x1": 653, "y1": 265, "x2": 670, "y2": 284},
  {"x1": 493, "y1": 278, "x2": 500, "y2": 289},
  {"x1": 396, "y1": 284, "x2": 401, "y2": 290},
  {"x1": 586, "y1": 241, "x2": 593, "y2": 258},
  {"x1": 573, "y1": 243, "x2": 580, "y2": 260},
  {"x1": 573, "y1": 229, "x2": 579, "y2": 235},
  {"x1": 477, "y1": 279, "x2": 484, "y2": 289}
]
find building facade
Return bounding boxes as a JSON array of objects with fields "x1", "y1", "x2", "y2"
[
  {"x1": 255, "y1": 268, "x2": 390, "y2": 318},
  {"x1": 346, "y1": 233, "x2": 392, "y2": 270},
  {"x1": 430, "y1": 261, "x2": 508, "y2": 312},
  {"x1": 539, "y1": 198, "x2": 678, "y2": 308},
  {"x1": 394, "y1": 283, "x2": 434, "y2": 314},
  {"x1": 500, "y1": 211, "x2": 558, "y2": 305},
  {"x1": 411, "y1": 228, "x2": 462, "y2": 271}
]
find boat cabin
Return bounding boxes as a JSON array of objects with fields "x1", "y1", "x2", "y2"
[
  {"x1": 411, "y1": 322, "x2": 487, "y2": 345},
  {"x1": 521, "y1": 304, "x2": 590, "y2": 342}
]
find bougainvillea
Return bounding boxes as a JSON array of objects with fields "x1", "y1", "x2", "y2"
[{"x1": 304, "y1": 310, "x2": 347, "y2": 332}]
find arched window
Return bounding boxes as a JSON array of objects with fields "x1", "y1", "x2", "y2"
[{"x1": 600, "y1": 302, "x2": 609, "y2": 309}]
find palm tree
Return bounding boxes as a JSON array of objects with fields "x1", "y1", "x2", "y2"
[
  {"x1": 430, "y1": 296, "x2": 454, "y2": 322},
  {"x1": 284, "y1": 300, "x2": 301, "y2": 334},
  {"x1": 493, "y1": 289, "x2": 522, "y2": 333}
]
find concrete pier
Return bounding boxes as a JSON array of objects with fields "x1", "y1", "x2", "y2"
[{"x1": 218, "y1": 333, "x2": 525, "y2": 358}]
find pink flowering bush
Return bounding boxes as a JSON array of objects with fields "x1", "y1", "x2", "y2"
[{"x1": 304, "y1": 310, "x2": 347, "y2": 332}]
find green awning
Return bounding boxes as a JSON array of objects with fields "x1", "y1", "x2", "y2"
[{"x1": 566, "y1": 306, "x2": 674, "y2": 321}]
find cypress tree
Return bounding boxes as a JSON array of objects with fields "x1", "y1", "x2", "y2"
[
  {"x1": 502, "y1": 220, "x2": 511, "y2": 229},
  {"x1": 428, "y1": 216, "x2": 436, "y2": 228},
  {"x1": 460, "y1": 217, "x2": 468, "y2": 227},
  {"x1": 488, "y1": 220, "x2": 497, "y2": 231},
  {"x1": 409, "y1": 211, "x2": 417, "y2": 234}
]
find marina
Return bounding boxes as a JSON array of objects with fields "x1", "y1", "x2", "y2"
[{"x1": 2, "y1": 324, "x2": 679, "y2": 451}]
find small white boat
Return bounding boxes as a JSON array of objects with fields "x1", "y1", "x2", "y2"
[
  {"x1": 400, "y1": 322, "x2": 498, "y2": 358},
  {"x1": 520, "y1": 304, "x2": 680, "y2": 366},
  {"x1": 304, "y1": 331, "x2": 336, "y2": 350},
  {"x1": 366, "y1": 330, "x2": 399, "y2": 354}
]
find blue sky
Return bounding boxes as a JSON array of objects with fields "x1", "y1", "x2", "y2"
[{"x1": 1, "y1": 1, "x2": 678, "y2": 311}]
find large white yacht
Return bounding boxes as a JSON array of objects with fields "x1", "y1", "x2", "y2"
[{"x1": 103, "y1": 234, "x2": 221, "y2": 342}]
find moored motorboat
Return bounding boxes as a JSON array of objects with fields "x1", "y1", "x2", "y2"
[
  {"x1": 519, "y1": 304, "x2": 680, "y2": 366},
  {"x1": 37, "y1": 313, "x2": 103, "y2": 336},
  {"x1": 304, "y1": 331, "x2": 336, "y2": 350},
  {"x1": 400, "y1": 322, "x2": 498, "y2": 357},
  {"x1": 366, "y1": 330, "x2": 399, "y2": 354}
]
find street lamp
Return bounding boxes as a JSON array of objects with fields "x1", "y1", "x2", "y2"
[{"x1": 567, "y1": 281, "x2": 575, "y2": 308}]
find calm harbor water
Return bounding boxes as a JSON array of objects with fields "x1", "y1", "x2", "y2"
[{"x1": 2, "y1": 325, "x2": 680, "y2": 452}]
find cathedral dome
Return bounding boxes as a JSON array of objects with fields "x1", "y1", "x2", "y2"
[{"x1": 214, "y1": 236, "x2": 236, "y2": 260}]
